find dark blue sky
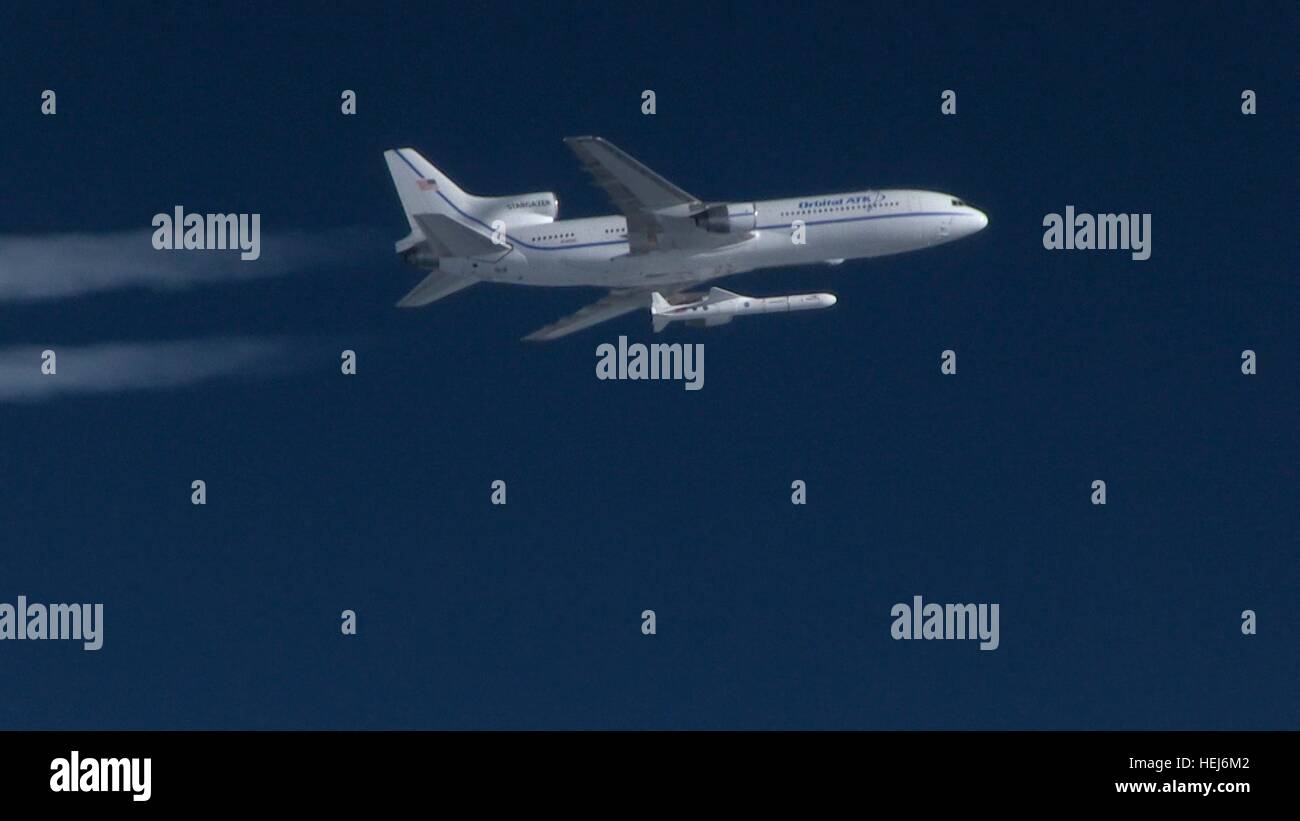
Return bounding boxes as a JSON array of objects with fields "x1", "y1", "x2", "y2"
[{"x1": 1, "y1": 2, "x2": 1297, "y2": 728}]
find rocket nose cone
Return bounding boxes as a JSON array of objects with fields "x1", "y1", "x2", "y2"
[{"x1": 824, "y1": 294, "x2": 837, "y2": 307}]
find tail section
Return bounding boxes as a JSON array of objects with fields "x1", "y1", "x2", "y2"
[
  {"x1": 651, "y1": 292, "x2": 671, "y2": 333},
  {"x1": 385, "y1": 147, "x2": 560, "y2": 262},
  {"x1": 384, "y1": 148, "x2": 477, "y2": 235}
]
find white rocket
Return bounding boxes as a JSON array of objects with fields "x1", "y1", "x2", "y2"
[{"x1": 650, "y1": 287, "x2": 838, "y2": 332}]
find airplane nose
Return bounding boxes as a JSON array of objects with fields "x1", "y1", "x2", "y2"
[{"x1": 955, "y1": 208, "x2": 988, "y2": 238}]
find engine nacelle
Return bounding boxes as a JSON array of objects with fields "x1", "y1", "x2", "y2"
[
  {"x1": 480, "y1": 191, "x2": 559, "y2": 228},
  {"x1": 693, "y1": 202, "x2": 757, "y2": 234}
]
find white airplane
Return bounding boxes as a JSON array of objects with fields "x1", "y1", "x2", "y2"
[{"x1": 383, "y1": 137, "x2": 988, "y2": 341}]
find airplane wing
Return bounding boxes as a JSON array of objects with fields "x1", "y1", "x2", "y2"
[
  {"x1": 565, "y1": 136, "x2": 700, "y2": 212},
  {"x1": 523, "y1": 287, "x2": 682, "y2": 342},
  {"x1": 566, "y1": 136, "x2": 743, "y2": 255}
]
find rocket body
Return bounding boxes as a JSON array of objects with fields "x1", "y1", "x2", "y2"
[{"x1": 650, "y1": 288, "x2": 837, "y2": 331}]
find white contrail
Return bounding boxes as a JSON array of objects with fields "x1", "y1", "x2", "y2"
[
  {"x1": 0, "y1": 228, "x2": 375, "y2": 302},
  {"x1": 0, "y1": 338, "x2": 300, "y2": 402}
]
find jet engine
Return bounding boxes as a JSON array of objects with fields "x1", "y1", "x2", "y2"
[{"x1": 693, "y1": 202, "x2": 757, "y2": 233}]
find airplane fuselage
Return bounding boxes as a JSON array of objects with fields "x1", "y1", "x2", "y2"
[
  {"x1": 383, "y1": 138, "x2": 990, "y2": 339},
  {"x1": 441, "y1": 189, "x2": 988, "y2": 288}
]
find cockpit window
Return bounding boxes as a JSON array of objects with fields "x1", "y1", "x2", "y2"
[{"x1": 951, "y1": 198, "x2": 966, "y2": 207}]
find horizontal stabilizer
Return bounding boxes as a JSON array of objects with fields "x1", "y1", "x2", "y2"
[
  {"x1": 524, "y1": 290, "x2": 651, "y2": 342},
  {"x1": 706, "y1": 287, "x2": 742, "y2": 301},
  {"x1": 396, "y1": 269, "x2": 477, "y2": 308},
  {"x1": 413, "y1": 213, "x2": 506, "y2": 258}
]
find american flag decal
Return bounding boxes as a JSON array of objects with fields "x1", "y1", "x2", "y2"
[{"x1": 416, "y1": 178, "x2": 437, "y2": 191}]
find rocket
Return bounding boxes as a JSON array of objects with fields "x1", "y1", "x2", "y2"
[{"x1": 650, "y1": 287, "x2": 837, "y2": 332}]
